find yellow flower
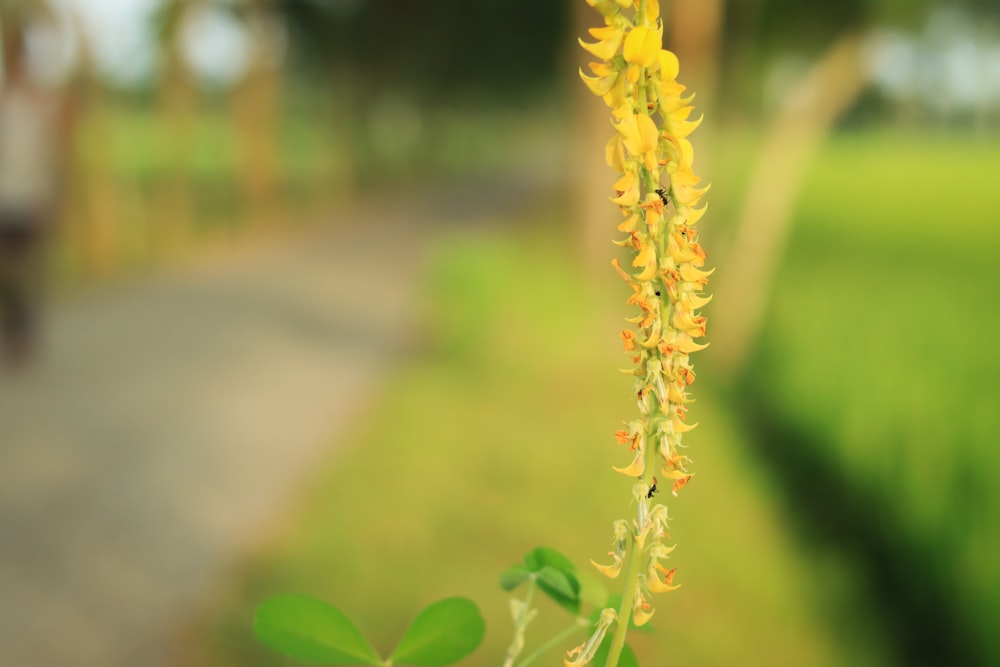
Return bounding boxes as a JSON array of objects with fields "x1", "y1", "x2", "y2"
[
  {"x1": 612, "y1": 448, "x2": 645, "y2": 477},
  {"x1": 647, "y1": 564, "x2": 680, "y2": 593},
  {"x1": 616, "y1": 112, "x2": 660, "y2": 157},
  {"x1": 623, "y1": 25, "x2": 662, "y2": 67},
  {"x1": 631, "y1": 587, "x2": 655, "y2": 626},
  {"x1": 579, "y1": 66, "x2": 620, "y2": 97},
  {"x1": 579, "y1": 24, "x2": 626, "y2": 61},
  {"x1": 591, "y1": 552, "x2": 624, "y2": 579},
  {"x1": 658, "y1": 49, "x2": 679, "y2": 80}
]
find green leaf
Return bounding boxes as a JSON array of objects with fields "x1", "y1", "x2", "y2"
[
  {"x1": 536, "y1": 566, "x2": 576, "y2": 599},
  {"x1": 536, "y1": 566, "x2": 581, "y2": 615},
  {"x1": 389, "y1": 597, "x2": 485, "y2": 666},
  {"x1": 499, "y1": 565, "x2": 531, "y2": 591},
  {"x1": 253, "y1": 594, "x2": 382, "y2": 665},
  {"x1": 519, "y1": 547, "x2": 582, "y2": 614},
  {"x1": 523, "y1": 547, "x2": 576, "y2": 575},
  {"x1": 592, "y1": 635, "x2": 639, "y2": 667}
]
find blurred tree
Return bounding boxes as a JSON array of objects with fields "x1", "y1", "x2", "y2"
[
  {"x1": 155, "y1": 0, "x2": 199, "y2": 256},
  {"x1": 230, "y1": 0, "x2": 282, "y2": 226},
  {"x1": 276, "y1": 0, "x2": 570, "y2": 100},
  {"x1": 62, "y1": 6, "x2": 122, "y2": 277},
  {"x1": 272, "y1": 0, "x2": 572, "y2": 188}
]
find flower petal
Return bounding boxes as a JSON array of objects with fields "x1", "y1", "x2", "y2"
[{"x1": 623, "y1": 25, "x2": 661, "y2": 67}]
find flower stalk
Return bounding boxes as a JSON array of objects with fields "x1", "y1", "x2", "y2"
[{"x1": 575, "y1": 0, "x2": 710, "y2": 665}]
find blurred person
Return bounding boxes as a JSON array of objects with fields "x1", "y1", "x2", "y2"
[{"x1": 0, "y1": 15, "x2": 69, "y2": 367}]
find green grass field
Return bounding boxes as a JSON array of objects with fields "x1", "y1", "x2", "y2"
[{"x1": 751, "y1": 130, "x2": 1000, "y2": 665}]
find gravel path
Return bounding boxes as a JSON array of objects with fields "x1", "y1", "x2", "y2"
[{"x1": 0, "y1": 218, "x2": 426, "y2": 666}]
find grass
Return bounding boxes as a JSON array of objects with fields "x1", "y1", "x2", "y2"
[
  {"x1": 195, "y1": 221, "x2": 886, "y2": 667},
  {"x1": 750, "y1": 129, "x2": 1000, "y2": 665}
]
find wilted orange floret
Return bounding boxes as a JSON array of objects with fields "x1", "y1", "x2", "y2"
[
  {"x1": 671, "y1": 474, "x2": 692, "y2": 496},
  {"x1": 614, "y1": 429, "x2": 639, "y2": 449},
  {"x1": 621, "y1": 329, "x2": 637, "y2": 351}
]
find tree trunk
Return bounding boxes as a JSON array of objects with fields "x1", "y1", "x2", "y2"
[{"x1": 711, "y1": 32, "x2": 869, "y2": 379}]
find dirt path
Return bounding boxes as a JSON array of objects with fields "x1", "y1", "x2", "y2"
[{"x1": 0, "y1": 216, "x2": 428, "y2": 666}]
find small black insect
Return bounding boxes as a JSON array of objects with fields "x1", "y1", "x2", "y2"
[
  {"x1": 655, "y1": 188, "x2": 670, "y2": 206},
  {"x1": 655, "y1": 290, "x2": 661, "y2": 297},
  {"x1": 646, "y1": 476, "x2": 659, "y2": 499}
]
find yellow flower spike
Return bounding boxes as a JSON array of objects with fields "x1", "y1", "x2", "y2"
[
  {"x1": 591, "y1": 552, "x2": 625, "y2": 579},
  {"x1": 582, "y1": 0, "x2": 710, "y2": 654},
  {"x1": 623, "y1": 25, "x2": 661, "y2": 67}
]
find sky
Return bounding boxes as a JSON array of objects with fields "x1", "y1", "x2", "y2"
[{"x1": 56, "y1": 0, "x2": 251, "y2": 86}]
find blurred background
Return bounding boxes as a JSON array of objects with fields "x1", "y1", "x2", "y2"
[{"x1": 0, "y1": 0, "x2": 998, "y2": 665}]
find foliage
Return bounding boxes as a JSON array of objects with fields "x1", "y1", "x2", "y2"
[
  {"x1": 254, "y1": 595, "x2": 484, "y2": 666},
  {"x1": 747, "y1": 130, "x2": 1000, "y2": 666}
]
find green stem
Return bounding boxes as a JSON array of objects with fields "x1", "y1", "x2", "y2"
[
  {"x1": 515, "y1": 620, "x2": 586, "y2": 667},
  {"x1": 502, "y1": 578, "x2": 537, "y2": 667},
  {"x1": 604, "y1": 533, "x2": 641, "y2": 667}
]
